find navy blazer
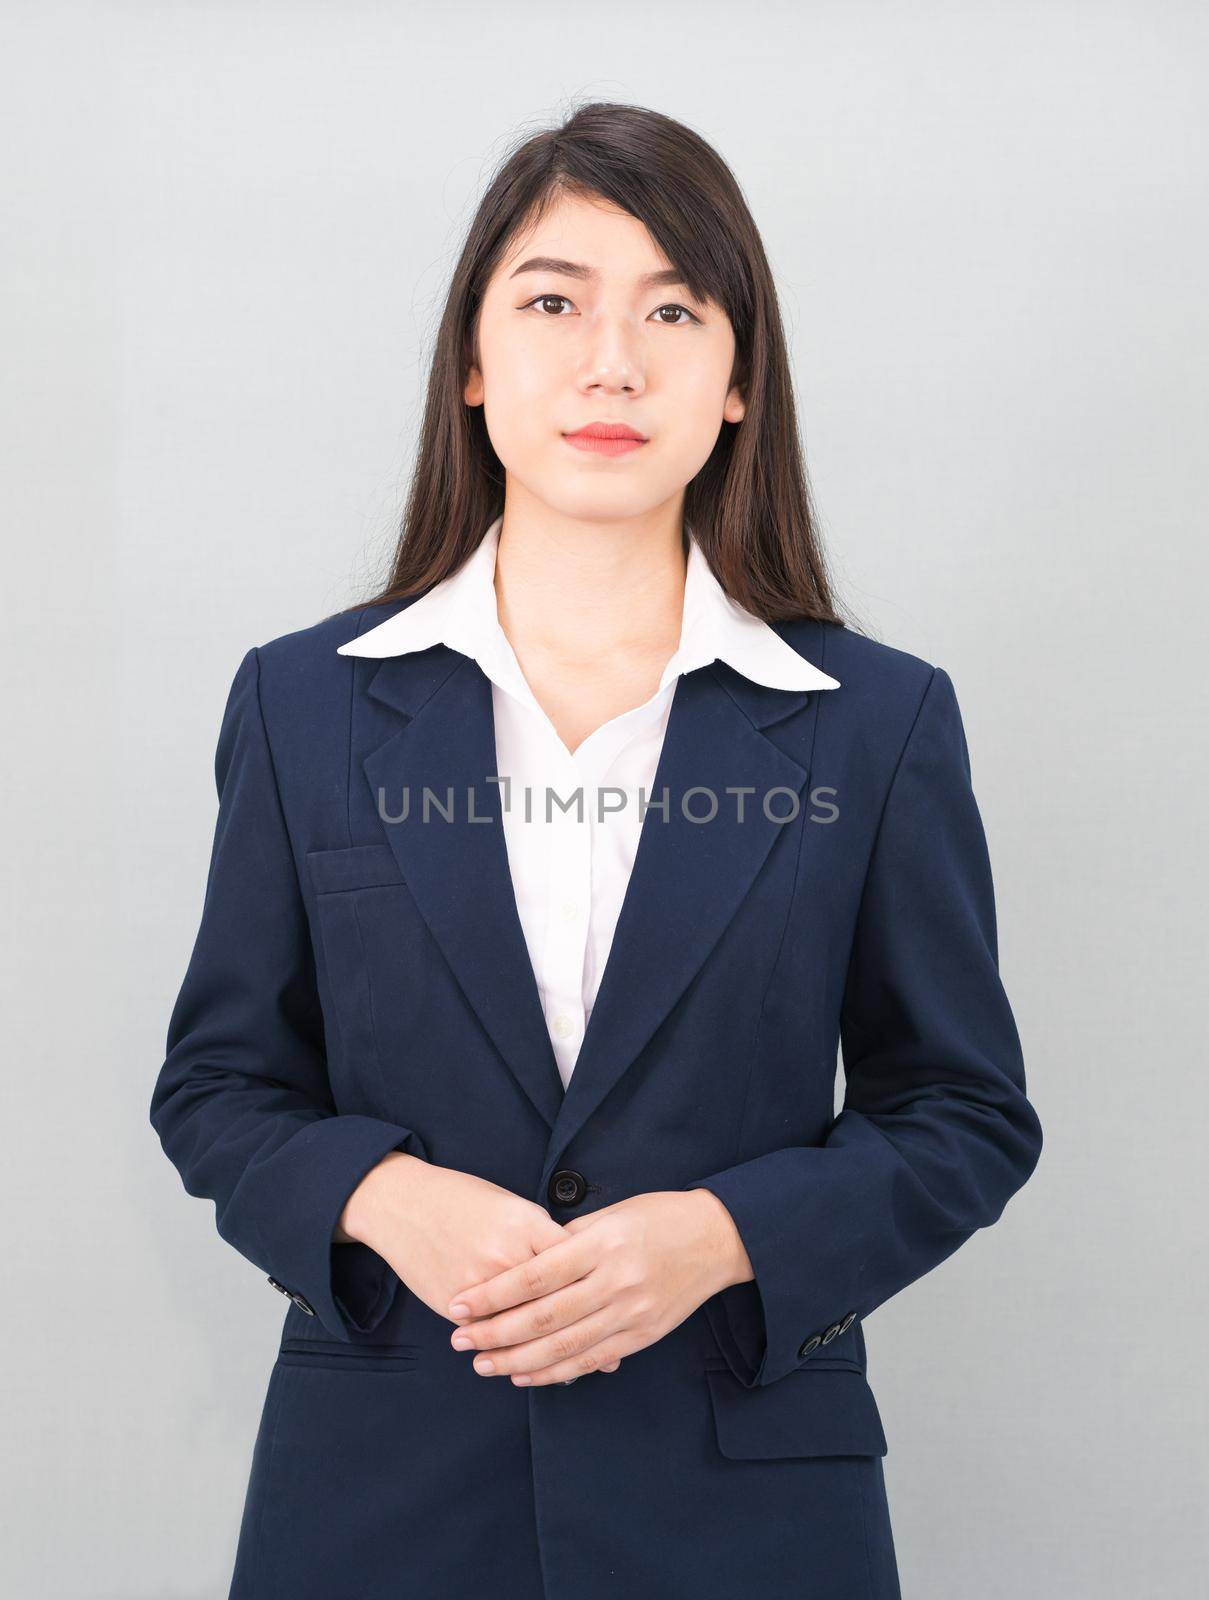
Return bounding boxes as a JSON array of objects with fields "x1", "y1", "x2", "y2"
[{"x1": 150, "y1": 600, "x2": 1042, "y2": 1599}]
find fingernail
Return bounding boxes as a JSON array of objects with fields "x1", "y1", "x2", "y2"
[
  {"x1": 448, "y1": 1301, "x2": 470, "y2": 1317},
  {"x1": 452, "y1": 1335, "x2": 472, "y2": 1350},
  {"x1": 474, "y1": 1357, "x2": 495, "y2": 1374},
  {"x1": 513, "y1": 1374, "x2": 532, "y2": 1385}
]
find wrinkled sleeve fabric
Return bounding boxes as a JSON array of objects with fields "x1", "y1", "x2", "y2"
[
  {"x1": 149, "y1": 645, "x2": 429, "y2": 1339},
  {"x1": 686, "y1": 665, "x2": 1043, "y2": 1388}
]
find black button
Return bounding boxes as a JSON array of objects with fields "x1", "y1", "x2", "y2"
[
  {"x1": 797, "y1": 1333, "x2": 822, "y2": 1359},
  {"x1": 548, "y1": 1169, "x2": 587, "y2": 1207},
  {"x1": 838, "y1": 1310, "x2": 856, "y2": 1334},
  {"x1": 820, "y1": 1321, "x2": 842, "y2": 1344},
  {"x1": 267, "y1": 1275, "x2": 291, "y2": 1298}
]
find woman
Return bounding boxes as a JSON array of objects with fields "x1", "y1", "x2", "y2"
[{"x1": 151, "y1": 102, "x2": 1043, "y2": 1599}]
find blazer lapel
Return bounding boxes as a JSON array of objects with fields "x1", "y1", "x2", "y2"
[
  {"x1": 358, "y1": 646, "x2": 817, "y2": 1171},
  {"x1": 362, "y1": 648, "x2": 567, "y2": 1132},
  {"x1": 541, "y1": 662, "x2": 814, "y2": 1176}
]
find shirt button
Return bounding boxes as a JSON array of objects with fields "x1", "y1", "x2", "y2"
[{"x1": 552, "y1": 1014, "x2": 576, "y2": 1040}]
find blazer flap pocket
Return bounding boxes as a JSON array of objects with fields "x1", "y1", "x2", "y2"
[
  {"x1": 307, "y1": 844, "x2": 405, "y2": 895},
  {"x1": 706, "y1": 1364, "x2": 888, "y2": 1459}
]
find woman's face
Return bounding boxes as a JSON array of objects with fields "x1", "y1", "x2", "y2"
[{"x1": 465, "y1": 190, "x2": 745, "y2": 524}]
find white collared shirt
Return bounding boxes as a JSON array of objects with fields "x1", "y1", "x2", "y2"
[{"x1": 339, "y1": 515, "x2": 839, "y2": 1089}]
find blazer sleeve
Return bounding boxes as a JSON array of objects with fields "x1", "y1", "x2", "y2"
[
  {"x1": 149, "y1": 645, "x2": 430, "y2": 1340},
  {"x1": 685, "y1": 665, "x2": 1043, "y2": 1388}
]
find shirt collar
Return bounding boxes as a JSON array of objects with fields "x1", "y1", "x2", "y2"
[{"x1": 337, "y1": 514, "x2": 840, "y2": 695}]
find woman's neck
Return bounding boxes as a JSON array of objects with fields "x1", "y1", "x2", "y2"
[{"x1": 492, "y1": 504, "x2": 687, "y2": 673}]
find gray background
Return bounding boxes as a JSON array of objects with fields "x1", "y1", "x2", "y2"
[{"x1": 3, "y1": 2, "x2": 1206, "y2": 1595}]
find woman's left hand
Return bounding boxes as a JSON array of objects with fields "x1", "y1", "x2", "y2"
[{"x1": 445, "y1": 1189, "x2": 752, "y2": 1386}]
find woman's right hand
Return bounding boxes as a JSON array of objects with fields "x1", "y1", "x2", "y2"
[{"x1": 341, "y1": 1152, "x2": 566, "y2": 1325}]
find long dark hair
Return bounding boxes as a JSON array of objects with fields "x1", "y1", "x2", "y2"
[{"x1": 340, "y1": 101, "x2": 852, "y2": 629}]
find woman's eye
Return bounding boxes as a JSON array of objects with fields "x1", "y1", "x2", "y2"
[
  {"x1": 525, "y1": 294, "x2": 575, "y2": 316},
  {"x1": 520, "y1": 295, "x2": 699, "y2": 324}
]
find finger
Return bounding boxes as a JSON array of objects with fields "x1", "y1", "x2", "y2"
[
  {"x1": 453, "y1": 1269, "x2": 609, "y2": 1353},
  {"x1": 447, "y1": 1233, "x2": 591, "y2": 1322},
  {"x1": 469, "y1": 1309, "x2": 621, "y2": 1379},
  {"x1": 506, "y1": 1331, "x2": 633, "y2": 1387}
]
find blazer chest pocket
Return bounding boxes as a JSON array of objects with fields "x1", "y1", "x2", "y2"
[
  {"x1": 307, "y1": 843, "x2": 407, "y2": 896},
  {"x1": 705, "y1": 1362, "x2": 888, "y2": 1459},
  {"x1": 305, "y1": 844, "x2": 426, "y2": 1075}
]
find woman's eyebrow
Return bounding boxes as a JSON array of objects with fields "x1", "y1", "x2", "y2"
[{"x1": 507, "y1": 256, "x2": 688, "y2": 291}]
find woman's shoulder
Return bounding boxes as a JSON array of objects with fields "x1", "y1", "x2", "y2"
[
  {"x1": 777, "y1": 616, "x2": 941, "y2": 719},
  {"x1": 239, "y1": 596, "x2": 422, "y2": 725},
  {"x1": 778, "y1": 620, "x2": 978, "y2": 803},
  {"x1": 260, "y1": 594, "x2": 420, "y2": 660}
]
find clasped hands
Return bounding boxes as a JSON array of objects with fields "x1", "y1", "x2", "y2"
[{"x1": 447, "y1": 1189, "x2": 749, "y2": 1388}]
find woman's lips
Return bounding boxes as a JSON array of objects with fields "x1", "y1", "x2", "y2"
[{"x1": 563, "y1": 433, "x2": 647, "y2": 457}]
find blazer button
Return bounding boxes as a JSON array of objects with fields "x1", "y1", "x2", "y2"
[
  {"x1": 548, "y1": 1169, "x2": 587, "y2": 1207},
  {"x1": 820, "y1": 1321, "x2": 843, "y2": 1344},
  {"x1": 838, "y1": 1310, "x2": 856, "y2": 1334},
  {"x1": 267, "y1": 1275, "x2": 315, "y2": 1316},
  {"x1": 798, "y1": 1333, "x2": 822, "y2": 1359}
]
